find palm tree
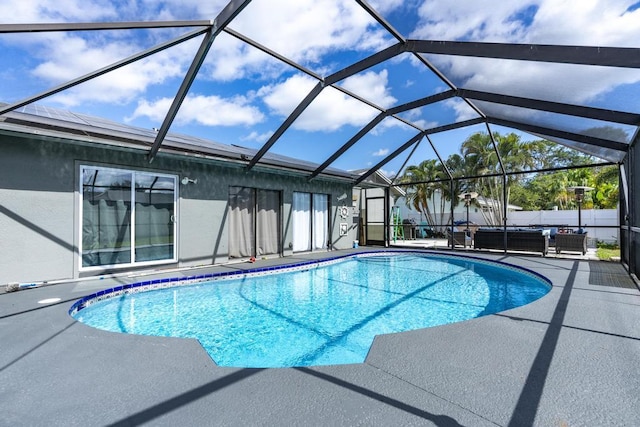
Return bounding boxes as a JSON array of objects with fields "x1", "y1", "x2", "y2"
[
  {"x1": 399, "y1": 159, "x2": 448, "y2": 234},
  {"x1": 444, "y1": 153, "x2": 466, "y2": 203},
  {"x1": 460, "y1": 132, "x2": 539, "y2": 226}
]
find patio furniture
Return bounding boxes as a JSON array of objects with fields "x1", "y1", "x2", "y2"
[
  {"x1": 474, "y1": 229, "x2": 549, "y2": 256},
  {"x1": 448, "y1": 230, "x2": 471, "y2": 247},
  {"x1": 555, "y1": 232, "x2": 588, "y2": 255},
  {"x1": 416, "y1": 222, "x2": 434, "y2": 238},
  {"x1": 402, "y1": 218, "x2": 418, "y2": 240}
]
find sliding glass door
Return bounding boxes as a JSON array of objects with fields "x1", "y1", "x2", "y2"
[
  {"x1": 81, "y1": 166, "x2": 176, "y2": 269},
  {"x1": 292, "y1": 192, "x2": 329, "y2": 252}
]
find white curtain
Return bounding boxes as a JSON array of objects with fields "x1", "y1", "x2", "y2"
[
  {"x1": 292, "y1": 192, "x2": 311, "y2": 252},
  {"x1": 313, "y1": 194, "x2": 329, "y2": 249}
]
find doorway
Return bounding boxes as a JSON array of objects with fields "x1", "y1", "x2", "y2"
[{"x1": 228, "y1": 186, "x2": 281, "y2": 258}]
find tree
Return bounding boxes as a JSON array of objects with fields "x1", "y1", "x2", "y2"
[
  {"x1": 399, "y1": 159, "x2": 449, "y2": 235},
  {"x1": 399, "y1": 131, "x2": 620, "y2": 229},
  {"x1": 591, "y1": 165, "x2": 619, "y2": 209},
  {"x1": 510, "y1": 165, "x2": 619, "y2": 211},
  {"x1": 460, "y1": 132, "x2": 539, "y2": 226}
]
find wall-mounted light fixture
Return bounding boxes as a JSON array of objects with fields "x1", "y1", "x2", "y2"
[
  {"x1": 181, "y1": 177, "x2": 198, "y2": 185},
  {"x1": 337, "y1": 192, "x2": 348, "y2": 201}
]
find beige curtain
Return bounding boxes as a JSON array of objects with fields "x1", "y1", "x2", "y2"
[
  {"x1": 257, "y1": 189, "x2": 280, "y2": 256},
  {"x1": 228, "y1": 186, "x2": 255, "y2": 258}
]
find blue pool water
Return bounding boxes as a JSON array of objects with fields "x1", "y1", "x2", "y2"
[{"x1": 72, "y1": 253, "x2": 550, "y2": 368}]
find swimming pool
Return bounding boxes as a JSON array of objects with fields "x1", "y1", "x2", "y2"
[{"x1": 70, "y1": 251, "x2": 551, "y2": 368}]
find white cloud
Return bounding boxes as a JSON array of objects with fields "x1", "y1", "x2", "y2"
[
  {"x1": 32, "y1": 33, "x2": 193, "y2": 107},
  {"x1": 410, "y1": 0, "x2": 640, "y2": 117},
  {"x1": 242, "y1": 130, "x2": 274, "y2": 144},
  {"x1": 340, "y1": 69, "x2": 397, "y2": 108},
  {"x1": 0, "y1": 0, "x2": 118, "y2": 23},
  {"x1": 261, "y1": 73, "x2": 389, "y2": 132},
  {"x1": 127, "y1": 94, "x2": 265, "y2": 126},
  {"x1": 527, "y1": 1, "x2": 640, "y2": 47},
  {"x1": 0, "y1": 0, "x2": 229, "y2": 24},
  {"x1": 373, "y1": 148, "x2": 389, "y2": 156},
  {"x1": 379, "y1": 168, "x2": 397, "y2": 178},
  {"x1": 366, "y1": 0, "x2": 406, "y2": 15},
  {"x1": 412, "y1": 0, "x2": 535, "y2": 42},
  {"x1": 443, "y1": 99, "x2": 481, "y2": 123},
  {"x1": 207, "y1": 0, "x2": 391, "y2": 75},
  {"x1": 0, "y1": 1, "x2": 221, "y2": 107}
]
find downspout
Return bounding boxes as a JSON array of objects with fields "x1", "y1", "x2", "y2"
[
  {"x1": 385, "y1": 186, "x2": 391, "y2": 247},
  {"x1": 450, "y1": 179, "x2": 455, "y2": 249}
]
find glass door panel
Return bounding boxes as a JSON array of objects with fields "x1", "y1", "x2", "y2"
[
  {"x1": 134, "y1": 174, "x2": 176, "y2": 262},
  {"x1": 82, "y1": 168, "x2": 132, "y2": 267}
]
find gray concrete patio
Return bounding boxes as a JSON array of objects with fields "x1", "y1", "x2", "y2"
[{"x1": 1, "y1": 248, "x2": 639, "y2": 426}]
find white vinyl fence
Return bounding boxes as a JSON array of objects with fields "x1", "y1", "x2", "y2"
[{"x1": 507, "y1": 209, "x2": 619, "y2": 244}]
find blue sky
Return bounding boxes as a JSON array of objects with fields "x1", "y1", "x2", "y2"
[{"x1": 2, "y1": 0, "x2": 640, "y2": 176}]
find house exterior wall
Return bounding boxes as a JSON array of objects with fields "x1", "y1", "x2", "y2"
[{"x1": 0, "y1": 132, "x2": 353, "y2": 285}]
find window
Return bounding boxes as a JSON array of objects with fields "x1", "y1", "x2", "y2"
[{"x1": 80, "y1": 166, "x2": 177, "y2": 269}]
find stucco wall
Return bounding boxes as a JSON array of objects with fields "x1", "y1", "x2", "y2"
[{"x1": 0, "y1": 132, "x2": 353, "y2": 284}]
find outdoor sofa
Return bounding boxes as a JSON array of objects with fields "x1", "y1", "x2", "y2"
[
  {"x1": 473, "y1": 228, "x2": 549, "y2": 256},
  {"x1": 555, "y1": 232, "x2": 588, "y2": 255}
]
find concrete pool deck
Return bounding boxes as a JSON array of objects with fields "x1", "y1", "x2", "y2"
[{"x1": 1, "y1": 248, "x2": 639, "y2": 426}]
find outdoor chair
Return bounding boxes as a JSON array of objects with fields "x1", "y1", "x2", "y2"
[
  {"x1": 448, "y1": 228, "x2": 471, "y2": 248},
  {"x1": 555, "y1": 232, "x2": 588, "y2": 255}
]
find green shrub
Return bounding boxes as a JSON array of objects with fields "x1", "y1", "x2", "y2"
[{"x1": 596, "y1": 240, "x2": 619, "y2": 250}]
